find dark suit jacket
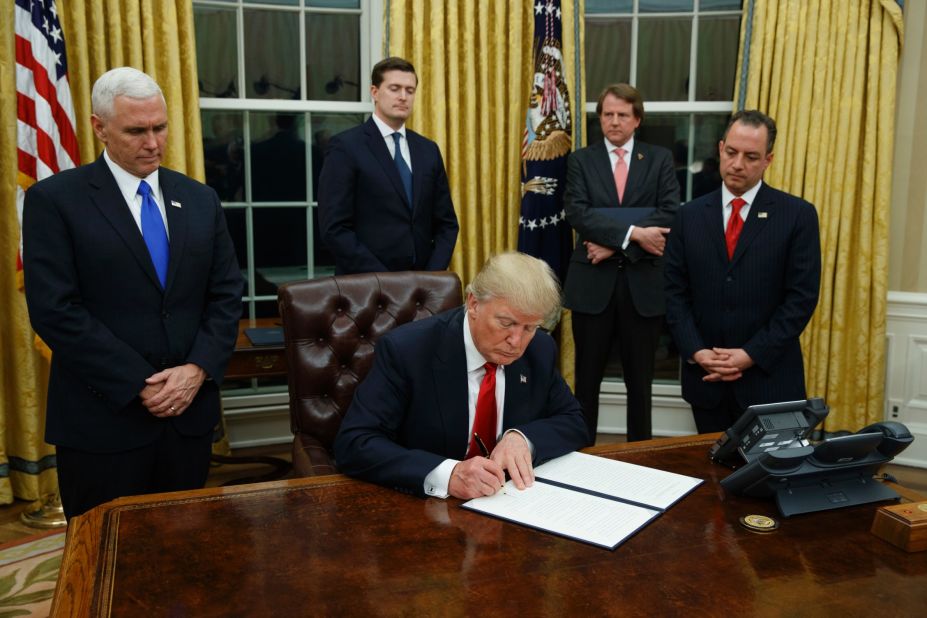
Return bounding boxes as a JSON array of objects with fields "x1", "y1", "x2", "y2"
[
  {"x1": 563, "y1": 140, "x2": 680, "y2": 316},
  {"x1": 332, "y1": 308, "x2": 589, "y2": 496},
  {"x1": 318, "y1": 117, "x2": 459, "y2": 274},
  {"x1": 664, "y1": 183, "x2": 821, "y2": 409},
  {"x1": 23, "y1": 156, "x2": 244, "y2": 452}
]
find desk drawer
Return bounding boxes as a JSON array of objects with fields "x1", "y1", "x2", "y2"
[{"x1": 226, "y1": 349, "x2": 287, "y2": 380}]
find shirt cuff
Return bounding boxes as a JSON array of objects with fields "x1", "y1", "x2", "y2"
[
  {"x1": 621, "y1": 225, "x2": 634, "y2": 250},
  {"x1": 424, "y1": 458, "x2": 458, "y2": 498}
]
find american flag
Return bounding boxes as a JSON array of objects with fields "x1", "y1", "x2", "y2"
[{"x1": 14, "y1": 0, "x2": 80, "y2": 285}]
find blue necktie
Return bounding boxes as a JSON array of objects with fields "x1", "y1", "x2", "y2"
[
  {"x1": 137, "y1": 180, "x2": 169, "y2": 287},
  {"x1": 391, "y1": 132, "x2": 413, "y2": 208}
]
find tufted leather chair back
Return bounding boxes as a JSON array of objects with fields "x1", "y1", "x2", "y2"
[{"x1": 278, "y1": 271, "x2": 462, "y2": 476}]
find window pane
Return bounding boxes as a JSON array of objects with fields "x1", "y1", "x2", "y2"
[
  {"x1": 253, "y1": 207, "x2": 309, "y2": 292},
  {"x1": 223, "y1": 207, "x2": 248, "y2": 284},
  {"x1": 251, "y1": 112, "x2": 307, "y2": 202},
  {"x1": 696, "y1": 16, "x2": 739, "y2": 101},
  {"x1": 640, "y1": 0, "x2": 693, "y2": 11},
  {"x1": 249, "y1": 0, "x2": 298, "y2": 6},
  {"x1": 586, "y1": 0, "x2": 632, "y2": 12},
  {"x1": 700, "y1": 0, "x2": 742, "y2": 10},
  {"x1": 244, "y1": 9, "x2": 301, "y2": 99},
  {"x1": 194, "y1": 6, "x2": 238, "y2": 98},
  {"x1": 203, "y1": 111, "x2": 245, "y2": 202},
  {"x1": 636, "y1": 18, "x2": 691, "y2": 101},
  {"x1": 637, "y1": 113, "x2": 689, "y2": 199},
  {"x1": 306, "y1": 13, "x2": 361, "y2": 101},
  {"x1": 585, "y1": 19, "x2": 631, "y2": 102},
  {"x1": 691, "y1": 113, "x2": 729, "y2": 199},
  {"x1": 309, "y1": 0, "x2": 360, "y2": 7}
]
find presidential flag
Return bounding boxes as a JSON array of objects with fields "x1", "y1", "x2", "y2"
[
  {"x1": 517, "y1": 0, "x2": 573, "y2": 283},
  {"x1": 14, "y1": 0, "x2": 80, "y2": 288}
]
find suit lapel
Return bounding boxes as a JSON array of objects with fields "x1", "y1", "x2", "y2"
[
  {"x1": 623, "y1": 142, "x2": 648, "y2": 206},
  {"x1": 502, "y1": 357, "x2": 531, "y2": 430},
  {"x1": 590, "y1": 141, "x2": 620, "y2": 207},
  {"x1": 700, "y1": 189, "x2": 728, "y2": 266},
  {"x1": 364, "y1": 118, "x2": 411, "y2": 210},
  {"x1": 432, "y1": 310, "x2": 470, "y2": 459},
  {"x1": 160, "y1": 172, "x2": 187, "y2": 293},
  {"x1": 87, "y1": 157, "x2": 163, "y2": 291},
  {"x1": 408, "y1": 131, "x2": 425, "y2": 215}
]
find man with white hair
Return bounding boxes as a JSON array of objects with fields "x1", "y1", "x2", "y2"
[
  {"x1": 334, "y1": 251, "x2": 589, "y2": 499},
  {"x1": 23, "y1": 67, "x2": 243, "y2": 519}
]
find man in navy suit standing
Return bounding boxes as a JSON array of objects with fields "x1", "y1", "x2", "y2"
[
  {"x1": 563, "y1": 84, "x2": 680, "y2": 443},
  {"x1": 23, "y1": 68, "x2": 243, "y2": 519},
  {"x1": 334, "y1": 252, "x2": 589, "y2": 499},
  {"x1": 664, "y1": 110, "x2": 821, "y2": 433},
  {"x1": 318, "y1": 57, "x2": 459, "y2": 274}
]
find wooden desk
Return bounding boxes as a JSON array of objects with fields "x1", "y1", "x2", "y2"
[
  {"x1": 225, "y1": 318, "x2": 287, "y2": 380},
  {"x1": 53, "y1": 436, "x2": 926, "y2": 616}
]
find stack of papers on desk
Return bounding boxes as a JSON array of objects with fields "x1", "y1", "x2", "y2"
[{"x1": 461, "y1": 451, "x2": 703, "y2": 550}]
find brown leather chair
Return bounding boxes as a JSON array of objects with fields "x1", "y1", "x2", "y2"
[{"x1": 278, "y1": 271, "x2": 462, "y2": 476}]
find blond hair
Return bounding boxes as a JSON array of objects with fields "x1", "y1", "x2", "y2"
[{"x1": 466, "y1": 252, "x2": 562, "y2": 328}]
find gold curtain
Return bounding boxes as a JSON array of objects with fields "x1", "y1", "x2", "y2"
[
  {"x1": 0, "y1": 0, "x2": 208, "y2": 504},
  {"x1": 0, "y1": 1, "x2": 56, "y2": 503},
  {"x1": 734, "y1": 0, "x2": 904, "y2": 431},
  {"x1": 386, "y1": 0, "x2": 582, "y2": 384}
]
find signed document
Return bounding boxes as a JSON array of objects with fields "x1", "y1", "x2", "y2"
[{"x1": 461, "y1": 452, "x2": 702, "y2": 550}]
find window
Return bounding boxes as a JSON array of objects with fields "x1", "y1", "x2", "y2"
[
  {"x1": 584, "y1": 0, "x2": 742, "y2": 384},
  {"x1": 194, "y1": 0, "x2": 373, "y2": 324}
]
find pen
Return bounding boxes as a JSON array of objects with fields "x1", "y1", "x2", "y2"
[{"x1": 473, "y1": 432, "x2": 490, "y2": 458}]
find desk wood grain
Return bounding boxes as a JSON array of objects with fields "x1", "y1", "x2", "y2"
[{"x1": 52, "y1": 435, "x2": 927, "y2": 616}]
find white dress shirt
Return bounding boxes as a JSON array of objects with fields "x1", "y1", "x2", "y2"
[
  {"x1": 102, "y1": 149, "x2": 170, "y2": 238},
  {"x1": 371, "y1": 113, "x2": 413, "y2": 172},
  {"x1": 604, "y1": 135, "x2": 636, "y2": 249},
  {"x1": 721, "y1": 179, "x2": 763, "y2": 230}
]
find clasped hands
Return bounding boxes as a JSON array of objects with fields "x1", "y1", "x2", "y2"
[
  {"x1": 693, "y1": 348, "x2": 754, "y2": 382},
  {"x1": 584, "y1": 226, "x2": 670, "y2": 264},
  {"x1": 139, "y1": 363, "x2": 206, "y2": 418},
  {"x1": 448, "y1": 432, "x2": 534, "y2": 500}
]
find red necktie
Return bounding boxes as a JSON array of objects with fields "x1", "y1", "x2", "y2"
[
  {"x1": 613, "y1": 147, "x2": 628, "y2": 203},
  {"x1": 725, "y1": 197, "x2": 747, "y2": 260},
  {"x1": 466, "y1": 362, "x2": 498, "y2": 459}
]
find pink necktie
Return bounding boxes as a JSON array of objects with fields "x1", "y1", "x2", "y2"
[
  {"x1": 613, "y1": 148, "x2": 628, "y2": 203},
  {"x1": 725, "y1": 197, "x2": 747, "y2": 259}
]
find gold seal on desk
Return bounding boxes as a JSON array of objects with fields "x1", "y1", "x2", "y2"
[{"x1": 740, "y1": 514, "x2": 779, "y2": 532}]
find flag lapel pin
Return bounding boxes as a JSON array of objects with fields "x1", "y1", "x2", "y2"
[
  {"x1": 171, "y1": 200, "x2": 182, "y2": 208},
  {"x1": 758, "y1": 212, "x2": 768, "y2": 219},
  {"x1": 520, "y1": 374, "x2": 527, "y2": 384}
]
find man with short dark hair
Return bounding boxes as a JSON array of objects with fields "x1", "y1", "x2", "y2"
[
  {"x1": 23, "y1": 67, "x2": 243, "y2": 519},
  {"x1": 318, "y1": 56, "x2": 459, "y2": 274},
  {"x1": 563, "y1": 83, "x2": 680, "y2": 444},
  {"x1": 334, "y1": 252, "x2": 589, "y2": 500},
  {"x1": 664, "y1": 110, "x2": 821, "y2": 433}
]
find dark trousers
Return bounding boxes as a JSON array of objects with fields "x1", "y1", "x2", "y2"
[
  {"x1": 572, "y1": 269, "x2": 662, "y2": 443},
  {"x1": 690, "y1": 385, "x2": 745, "y2": 433},
  {"x1": 56, "y1": 423, "x2": 213, "y2": 520}
]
